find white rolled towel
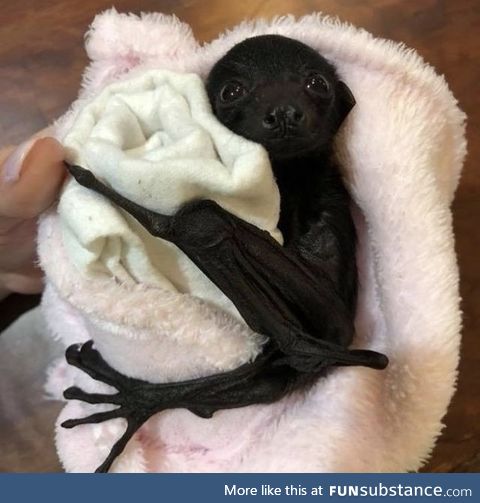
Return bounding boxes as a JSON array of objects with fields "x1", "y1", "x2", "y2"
[{"x1": 60, "y1": 69, "x2": 281, "y2": 319}]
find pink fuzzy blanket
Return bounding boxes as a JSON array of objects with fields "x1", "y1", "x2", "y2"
[{"x1": 39, "y1": 9, "x2": 466, "y2": 472}]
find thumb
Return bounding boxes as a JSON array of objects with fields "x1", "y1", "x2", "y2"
[{"x1": 0, "y1": 136, "x2": 65, "y2": 219}]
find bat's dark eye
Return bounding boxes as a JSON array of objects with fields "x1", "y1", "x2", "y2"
[
  {"x1": 305, "y1": 74, "x2": 331, "y2": 96},
  {"x1": 220, "y1": 81, "x2": 247, "y2": 103}
]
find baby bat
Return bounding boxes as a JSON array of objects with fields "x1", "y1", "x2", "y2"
[{"x1": 62, "y1": 34, "x2": 388, "y2": 473}]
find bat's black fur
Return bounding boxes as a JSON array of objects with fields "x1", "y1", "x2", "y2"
[{"x1": 61, "y1": 35, "x2": 388, "y2": 473}]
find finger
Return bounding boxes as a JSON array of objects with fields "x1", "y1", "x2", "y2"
[
  {"x1": 0, "y1": 213, "x2": 44, "y2": 294},
  {"x1": 0, "y1": 137, "x2": 65, "y2": 219},
  {"x1": 0, "y1": 269, "x2": 44, "y2": 295}
]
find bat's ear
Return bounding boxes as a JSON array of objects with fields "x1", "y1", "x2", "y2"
[{"x1": 335, "y1": 81, "x2": 356, "y2": 129}]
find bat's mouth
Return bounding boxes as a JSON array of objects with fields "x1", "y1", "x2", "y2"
[{"x1": 262, "y1": 134, "x2": 324, "y2": 159}]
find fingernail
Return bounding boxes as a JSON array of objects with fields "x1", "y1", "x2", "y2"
[{"x1": 2, "y1": 138, "x2": 39, "y2": 184}]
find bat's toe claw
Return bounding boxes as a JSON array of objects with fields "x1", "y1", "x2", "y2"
[
  {"x1": 65, "y1": 343, "x2": 82, "y2": 364},
  {"x1": 79, "y1": 340, "x2": 101, "y2": 364},
  {"x1": 66, "y1": 340, "x2": 96, "y2": 364},
  {"x1": 61, "y1": 418, "x2": 81, "y2": 429},
  {"x1": 61, "y1": 408, "x2": 125, "y2": 429},
  {"x1": 63, "y1": 386, "x2": 82, "y2": 400},
  {"x1": 64, "y1": 340, "x2": 129, "y2": 388}
]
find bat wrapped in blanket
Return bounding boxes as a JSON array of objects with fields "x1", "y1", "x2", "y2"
[{"x1": 61, "y1": 35, "x2": 388, "y2": 473}]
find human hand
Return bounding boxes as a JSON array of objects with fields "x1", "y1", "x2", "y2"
[{"x1": 0, "y1": 130, "x2": 65, "y2": 299}]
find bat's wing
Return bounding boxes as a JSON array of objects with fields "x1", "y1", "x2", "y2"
[
  {"x1": 172, "y1": 202, "x2": 387, "y2": 371},
  {"x1": 67, "y1": 165, "x2": 387, "y2": 371}
]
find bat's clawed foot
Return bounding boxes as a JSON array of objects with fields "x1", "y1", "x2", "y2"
[
  {"x1": 62, "y1": 341, "x2": 163, "y2": 422},
  {"x1": 61, "y1": 341, "x2": 168, "y2": 472},
  {"x1": 61, "y1": 340, "x2": 229, "y2": 472}
]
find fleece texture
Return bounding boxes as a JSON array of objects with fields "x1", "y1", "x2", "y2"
[
  {"x1": 60, "y1": 69, "x2": 280, "y2": 319},
  {"x1": 38, "y1": 9, "x2": 466, "y2": 473}
]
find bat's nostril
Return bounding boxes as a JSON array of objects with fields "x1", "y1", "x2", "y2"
[
  {"x1": 263, "y1": 110, "x2": 279, "y2": 129},
  {"x1": 293, "y1": 110, "x2": 304, "y2": 123},
  {"x1": 285, "y1": 105, "x2": 304, "y2": 124}
]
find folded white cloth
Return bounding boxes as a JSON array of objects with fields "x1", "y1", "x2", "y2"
[{"x1": 60, "y1": 69, "x2": 280, "y2": 318}]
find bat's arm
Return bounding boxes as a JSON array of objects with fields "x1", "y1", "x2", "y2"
[
  {"x1": 65, "y1": 163, "x2": 173, "y2": 239},
  {"x1": 293, "y1": 196, "x2": 358, "y2": 314}
]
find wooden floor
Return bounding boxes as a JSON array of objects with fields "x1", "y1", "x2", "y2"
[{"x1": 0, "y1": 0, "x2": 478, "y2": 472}]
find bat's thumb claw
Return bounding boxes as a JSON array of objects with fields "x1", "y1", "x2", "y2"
[{"x1": 64, "y1": 162, "x2": 95, "y2": 187}]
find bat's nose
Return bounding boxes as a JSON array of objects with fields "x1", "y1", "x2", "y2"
[{"x1": 262, "y1": 105, "x2": 305, "y2": 131}]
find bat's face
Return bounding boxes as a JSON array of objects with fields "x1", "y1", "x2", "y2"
[{"x1": 206, "y1": 35, "x2": 356, "y2": 161}]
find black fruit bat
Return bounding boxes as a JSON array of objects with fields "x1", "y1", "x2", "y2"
[{"x1": 61, "y1": 35, "x2": 388, "y2": 473}]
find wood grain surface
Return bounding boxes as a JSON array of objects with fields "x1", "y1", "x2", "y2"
[{"x1": 0, "y1": 0, "x2": 478, "y2": 472}]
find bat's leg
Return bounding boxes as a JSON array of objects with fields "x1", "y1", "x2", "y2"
[
  {"x1": 65, "y1": 163, "x2": 173, "y2": 239},
  {"x1": 64, "y1": 341, "x2": 275, "y2": 398},
  {"x1": 184, "y1": 371, "x2": 295, "y2": 420}
]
